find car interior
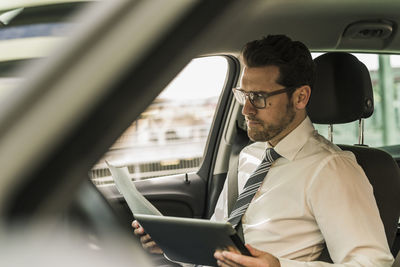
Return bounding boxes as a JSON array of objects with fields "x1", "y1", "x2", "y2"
[{"x1": 0, "y1": 0, "x2": 400, "y2": 266}]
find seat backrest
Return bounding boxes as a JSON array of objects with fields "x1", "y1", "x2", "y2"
[
  {"x1": 338, "y1": 145, "x2": 400, "y2": 247},
  {"x1": 307, "y1": 52, "x2": 400, "y2": 251}
]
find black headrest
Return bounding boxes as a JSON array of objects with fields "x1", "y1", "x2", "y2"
[{"x1": 307, "y1": 52, "x2": 374, "y2": 124}]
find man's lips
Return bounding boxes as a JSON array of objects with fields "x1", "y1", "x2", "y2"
[{"x1": 246, "y1": 118, "x2": 262, "y2": 126}]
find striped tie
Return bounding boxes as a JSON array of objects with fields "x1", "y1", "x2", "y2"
[{"x1": 228, "y1": 148, "x2": 281, "y2": 228}]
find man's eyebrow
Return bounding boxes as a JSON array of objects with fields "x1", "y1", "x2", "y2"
[
  {"x1": 238, "y1": 88, "x2": 269, "y2": 94},
  {"x1": 248, "y1": 90, "x2": 267, "y2": 94}
]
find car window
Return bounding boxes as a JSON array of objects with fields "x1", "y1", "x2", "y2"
[
  {"x1": 91, "y1": 56, "x2": 229, "y2": 186},
  {"x1": 312, "y1": 53, "x2": 400, "y2": 147}
]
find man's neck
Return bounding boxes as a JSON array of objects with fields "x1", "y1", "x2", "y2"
[{"x1": 269, "y1": 114, "x2": 307, "y2": 147}]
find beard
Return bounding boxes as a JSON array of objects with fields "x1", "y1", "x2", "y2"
[{"x1": 246, "y1": 102, "x2": 296, "y2": 142}]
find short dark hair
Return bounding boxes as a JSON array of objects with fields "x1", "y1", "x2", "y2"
[{"x1": 241, "y1": 35, "x2": 315, "y2": 97}]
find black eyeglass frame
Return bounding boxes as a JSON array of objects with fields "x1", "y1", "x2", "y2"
[{"x1": 232, "y1": 86, "x2": 297, "y2": 109}]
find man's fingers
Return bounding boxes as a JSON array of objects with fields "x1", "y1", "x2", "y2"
[
  {"x1": 140, "y1": 234, "x2": 152, "y2": 244},
  {"x1": 142, "y1": 240, "x2": 157, "y2": 249},
  {"x1": 132, "y1": 220, "x2": 146, "y2": 236},
  {"x1": 215, "y1": 246, "x2": 278, "y2": 267},
  {"x1": 134, "y1": 227, "x2": 145, "y2": 235},
  {"x1": 214, "y1": 250, "x2": 223, "y2": 260},
  {"x1": 245, "y1": 244, "x2": 264, "y2": 257},
  {"x1": 215, "y1": 250, "x2": 242, "y2": 267},
  {"x1": 216, "y1": 258, "x2": 242, "y2": 267},
  {"x1": 221, "y1": 251, "x2": 259, "y2": 267},
  {"x1": 132, "y1": 220, "x2": 142, "y2": 229},
  {"x1": 132, "y1": 223, "x2": 163, "y2": 255},
  {"x1": 140, "y1": 238, "x2": 163, "y2": 254},
  {"x1": 216, "y1": 259, "x2": 233, "y2": 267},
  {"x1": 142, "y1": 240, "x2": 163, "y2": 254},
  {"x1": 149, "y1": 246, "x2": 164, "y2": 254},
  {"x1": 227, "y1": 246, "x2": 241, "y2": 254}
]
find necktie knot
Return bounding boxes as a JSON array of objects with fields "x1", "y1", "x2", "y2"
[{"x1": 264, "y1": 148, "x2": 281, "y2": 163}]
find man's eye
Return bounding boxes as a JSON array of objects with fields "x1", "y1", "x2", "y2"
[{"x1": 253, "y1": 94, "x2": 263, "y2": 100}]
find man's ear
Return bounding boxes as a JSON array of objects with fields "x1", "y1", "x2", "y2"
[{"x1": 293, "y1": 85, "x2": 311, "y2": 110}]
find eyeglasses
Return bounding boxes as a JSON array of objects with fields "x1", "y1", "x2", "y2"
[{"x1": 232, "y1": 86, "x2": 297, "y2": 109}]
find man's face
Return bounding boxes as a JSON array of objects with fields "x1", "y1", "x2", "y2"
[{"x1": 240, "y1": 65, "x2": 296, "y2": 143}]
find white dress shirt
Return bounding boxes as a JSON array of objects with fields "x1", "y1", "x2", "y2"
[{"x1": 211, "y1": 117, "x2": 394, "y2": 266}]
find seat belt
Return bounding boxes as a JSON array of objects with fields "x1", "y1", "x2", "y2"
[
  {"x1": 227, "y1": 151, "x2": 239, "y2": 216},
  {"x1": 226, "y1": 123, "x2": 249, "y2": 242},
  {"x1": 227, "y1": 123, "x2": 249, "y2": 215}
]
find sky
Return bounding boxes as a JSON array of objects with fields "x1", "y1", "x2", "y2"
[{"x1": 158, "y1": 56, "x2": 228, "y2": 100}]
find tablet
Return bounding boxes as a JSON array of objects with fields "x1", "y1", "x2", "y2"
[{"x1": 134, "y1": 214, "x2": 250, "y2": 266}]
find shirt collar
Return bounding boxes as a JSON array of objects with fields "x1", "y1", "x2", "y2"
[{"x1": 265, "y1": 116, "x2": 315, "y2": 161}]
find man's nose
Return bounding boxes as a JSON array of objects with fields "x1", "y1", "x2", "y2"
[{"x1": 242, "y1": 97, "x2": 256, "y2": 116}]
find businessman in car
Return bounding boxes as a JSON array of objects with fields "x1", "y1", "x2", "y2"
[{"x1": 133, "y1": 35, "x2": 394, "y2": 266}]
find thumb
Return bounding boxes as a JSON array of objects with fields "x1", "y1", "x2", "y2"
[{"x1": 245, "y1": 244, "x2": 264, "y2": 257}]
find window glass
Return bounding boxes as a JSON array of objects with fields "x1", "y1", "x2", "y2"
[
  {"x1": 313, "y1": 53, "x2": 400, "y2": 147},
  {"x1": 91, "y1": 56, "x2": 228, "y2": 186}
]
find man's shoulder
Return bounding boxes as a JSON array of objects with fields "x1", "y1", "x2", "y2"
[
  {"x1": 303, "y1": 133, "x2": 367, "y2": 187},
  {"x1": 303, "y1": 131, "x2": 356, "y2": 162}
]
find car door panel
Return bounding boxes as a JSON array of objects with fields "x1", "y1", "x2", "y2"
[
  {"x1": 99, "y1": 172, "x2": 206, "y2": 223},
  {"x1": 134, "y1": 172, "x2": 206, "y2": 218}
]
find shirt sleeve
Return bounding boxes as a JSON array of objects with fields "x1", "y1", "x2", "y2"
[{"x1": 278, "y1": 152, "x2": 394, "y2": 266}]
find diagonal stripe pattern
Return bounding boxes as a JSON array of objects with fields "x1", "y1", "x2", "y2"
[{"x1": 228, "y1": 148, "x2": 281, "y2": 228}]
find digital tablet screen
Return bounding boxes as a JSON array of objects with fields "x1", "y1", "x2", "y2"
[{"x1": 135, "y1": 214, "x2": 250, "y2": 266}]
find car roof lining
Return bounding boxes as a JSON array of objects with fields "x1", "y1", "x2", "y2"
[{"x1": 193, "y1": 0, "x2": 400, "y2": 55}]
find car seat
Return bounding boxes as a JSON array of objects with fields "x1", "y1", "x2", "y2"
[{"x1": 307, "y1": 52, "x2": 400, "y2": 260}]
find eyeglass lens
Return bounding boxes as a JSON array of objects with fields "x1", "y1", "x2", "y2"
[
  {"x1": 250, "y1": 93, "x2": 265, "y2": 108},
  {"x1": 234, "y1": 90, "x2": 265, "y2": 108}
]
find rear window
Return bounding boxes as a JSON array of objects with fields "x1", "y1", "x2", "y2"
[{"x1": 312, "y1": 53, "x2": 400, "y2": 147}]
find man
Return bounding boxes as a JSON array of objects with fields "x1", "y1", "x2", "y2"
[{"x1": 133, "y1": 35, "x2": 394, "y2": 266}]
